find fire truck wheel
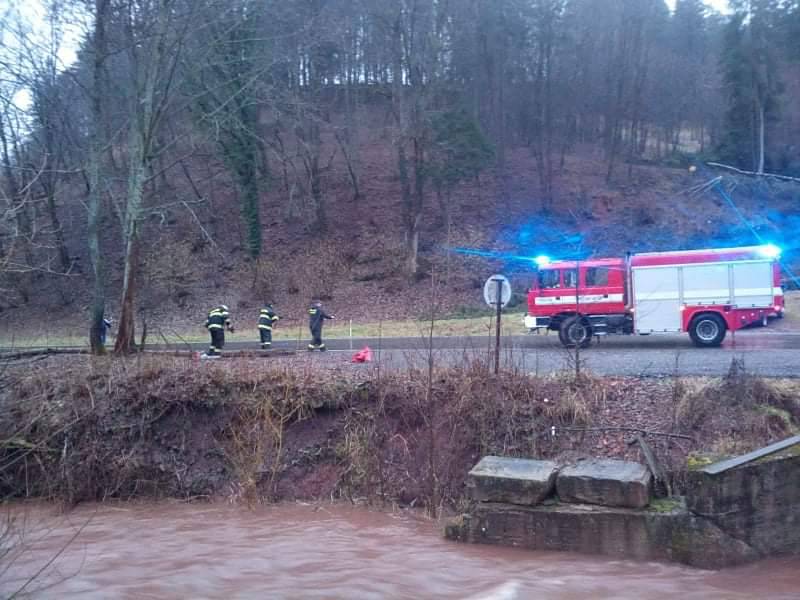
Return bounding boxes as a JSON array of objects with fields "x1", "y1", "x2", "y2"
[
  {"x1": 689, "y1": 313, "x2": 727, "y2": 347},
  {"x1": 559, "y1": 316, "x2": 593, "y2": 348}
]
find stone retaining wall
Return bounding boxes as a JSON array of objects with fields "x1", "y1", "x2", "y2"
[
  {"x1": 446, "y1": 437, "x2": 800, "y2": 568},
  {"x1": 687, "y1": 446, "x2": 800, "y2": 556},
  {"x1": 445, "y1": 500, "x2": 758, "y2": 569}
]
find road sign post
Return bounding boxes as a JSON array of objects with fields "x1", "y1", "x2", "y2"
[
  {"x1": 483, "y1": 275, "x2": 511, "y2": 375},
  {"x1": 494, "y1": 278, "x2": 502, "y2": 374}
]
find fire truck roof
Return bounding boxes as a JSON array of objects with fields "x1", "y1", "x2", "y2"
[
  {"x1": 537, "y1": 257, "x2": 623, "y2": 270},
  {"x1": 534, "y1": 245, "x2": 780, "y2": 270},
  {"x1": 631, "y1": 245, "x2": 780, "y2": 268}
]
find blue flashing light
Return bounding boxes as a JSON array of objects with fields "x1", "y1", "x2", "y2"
[
  {"x1": 759, "y1": 243, "x2": 782, "y2": 259},
  {"x1": 534, "y1": 255, "x2": 551, "y2": 267}
]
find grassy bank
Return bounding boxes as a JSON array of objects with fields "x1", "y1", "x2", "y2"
[
  {"x1": 1, "y1": 356, "x2": 798, "y2": 511},
  {"x1": 3, "y1": 290, "x2": 798, "y2": 350},
  {"x1": 0, "y1": 310, "x2": 526, "y2": 349}
]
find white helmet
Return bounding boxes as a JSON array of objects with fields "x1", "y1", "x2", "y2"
[{"x1": 220, "y1": 304, "x2": 229, "y2": 311}]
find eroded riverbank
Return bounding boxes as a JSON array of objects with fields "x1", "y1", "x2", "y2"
[{"x1": 3, "y1": 356, "x2": 799, "y2": 509}]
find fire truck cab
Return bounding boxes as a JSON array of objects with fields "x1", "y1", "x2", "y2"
[{"x1": 524, "y1": 245, "x2": 784, "y2": 348}]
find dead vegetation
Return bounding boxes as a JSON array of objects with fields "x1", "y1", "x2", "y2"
[
  {"x1": 1, "y1": 356, "x2": 798, "y2": 513},
  {"x1": 674, "y1": 358, "x2": 800, "y2": 458}
]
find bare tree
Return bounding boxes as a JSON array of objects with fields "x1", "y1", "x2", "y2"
[
  {"x1": 87, "y1": 0, "x2": 111, "y2": 354},
  {"x1": 114, "y1": 0, "x2": 192, "y2": 353}
]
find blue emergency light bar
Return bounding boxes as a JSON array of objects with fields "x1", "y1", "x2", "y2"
[
  {"x1": 758, "y1": 243, "x2": 782, "y2": 259},
  {"x1": 534, "y1": 255, "x2": 551, "y2": 267}
]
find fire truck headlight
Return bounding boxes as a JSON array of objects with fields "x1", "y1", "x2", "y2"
[
  {"x1": 759, "y1": 244, "x2": 782, "y2": 259},
  {"x1": 534, "y1": 255, "x2": 551, "y2": 266}
]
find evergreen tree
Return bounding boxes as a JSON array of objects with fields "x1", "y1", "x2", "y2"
[{"x1": 717, "y1": 2, "x2": 783, "y2": 172}]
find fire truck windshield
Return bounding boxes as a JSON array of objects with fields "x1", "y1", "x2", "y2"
[
  {"x1": 563, "y1": 269, "x2": 578, "y2": 288},
  {"x1": 537, "y1": 269, "x2": 561, "y2": 289}
]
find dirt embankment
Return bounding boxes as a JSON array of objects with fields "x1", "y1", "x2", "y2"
[{"x1": 1, "y1": 355, "x2": 798, "y2": 510}]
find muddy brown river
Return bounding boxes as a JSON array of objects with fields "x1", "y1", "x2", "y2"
[{"x1": 1, "y1": 503, "x2": 798, "y2": 599}]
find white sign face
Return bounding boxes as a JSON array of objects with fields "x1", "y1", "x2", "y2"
[{"x1": 483, "y1": 274, "x2": 512, "y2": 308}]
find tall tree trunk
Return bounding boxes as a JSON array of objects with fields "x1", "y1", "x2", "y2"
[
  {"x1": 114, "y1": 0, "x2": 172, "y2": 354},
  {"x1": 114, "y1": 158, "x2": 146, "y2": 354},
  {"x1": 114, "y1": 234, "x2": 139, "y2": 352},
  {"x1": 391, "y1": 12, "x2": 419, "y2": 279},
  {"x1": 0, "y1": 117, "x2": 32, "y2": 263},
  {"x1": 236, "y1": 154, "x2": 262, "y2": 257},
  {"x1": 310, "y1": 149, "x2": 326, "y2": 233},
  {"x1": 42, "y1": 176, "x2": 71, "y2": 273},
  {"x1": 88, "y1": 0, "x2": 110, "y2": 355},
  {"x1": 756, "y1": 95, "x2": 765, "y2": 174},
  {"x1": 405, "y1": 135, "x2": 425, "y2": 278},
  {"x1": 341, "y1": 58, "x2": 362, "y2": 202}
]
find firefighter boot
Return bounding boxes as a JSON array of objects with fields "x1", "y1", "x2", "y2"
[{"x1": 259, "y1": 328, "x2": 272, "y2": 350}]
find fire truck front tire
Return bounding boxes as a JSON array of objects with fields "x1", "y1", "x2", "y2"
[
  {"x1": 689, "y1": 313, "x2": 727, "y2": 347},
  {"x1": 559, "y1": 316, "x2": 593, "y2": 349}
]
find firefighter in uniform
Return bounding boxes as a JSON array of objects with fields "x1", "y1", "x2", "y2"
[
  {"x1": 100, "y1": 316, "x2": 112, "y2": 347},
  {"x1": 308, "y1": 300, "x2": 334, "y2": 351},
  {"x1": 257, "y1": 303, "x2": 280, "y2": 349},
  {"x1": 205, "y1": 304, "x2": 234, "y2": 357}
]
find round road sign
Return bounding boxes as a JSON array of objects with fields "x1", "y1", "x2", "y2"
[{"x1": 483, "y1": 274, "x2": 512, "y2": 308}]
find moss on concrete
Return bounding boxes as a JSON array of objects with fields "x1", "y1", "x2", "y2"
[{"x1": 647, "y1": 497, "x2": 684, "y2": 514}]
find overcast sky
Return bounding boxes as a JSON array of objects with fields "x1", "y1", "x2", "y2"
[{"x1": 668, "y1": 0, "x2": 731, "y2": 12}]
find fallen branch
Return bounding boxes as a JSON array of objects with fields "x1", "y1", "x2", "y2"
[
  {"x1": 706, "y1": 162, "x2": 800, "y2": 183},
  {"x1": 143, "y1": 349, "x2": 296, "y2": 358},
  {"x1": 557, "y1": 426, "x2": 694, "y2": 442},
  {"x1": 0, "y1": 348, "x2": 88, "y2": 361},
  {"x1": 0, "y1": 348, "x2": 297, "y2": 361}
]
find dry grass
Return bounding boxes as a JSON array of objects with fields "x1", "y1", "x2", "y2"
[
  {"x1": 0, "y1": 312, "x2": 526, "y2": 349},
  {"x1": 777, "y1": 290, "x2": 800, "y2": 330},
  {"x1": 4, "y1": 290, "x2": 795, "y2": 349},
  {"x1": 675, "y1": 359, "x2": 800, "y2": 450}
]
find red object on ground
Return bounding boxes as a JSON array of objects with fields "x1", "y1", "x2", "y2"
[{"x1": 352, "y1": 346, "x2": 372, "y2": 363}]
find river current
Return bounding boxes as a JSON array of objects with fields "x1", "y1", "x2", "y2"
[{"x1": 1, "y1": 503, "x2": 798, "y2": 599}]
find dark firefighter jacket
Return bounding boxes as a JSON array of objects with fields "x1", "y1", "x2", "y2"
[
  {"x1": 206, "y1": 307, "x2": 231, "y2": 330},
  {"x1": 308, "y1": 306, "x2": 332, "y2": 332},
  {"x1": 258, "y1": 307, "x2": 280, "y2": 330}
]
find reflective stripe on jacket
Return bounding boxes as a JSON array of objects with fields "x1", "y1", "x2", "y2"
[
  {"x1": 206, "y1": 308, "x2": 230, "y2": 330},
  {"x1": 258, "y1": 308, "x2": 279, "y2": 330}
]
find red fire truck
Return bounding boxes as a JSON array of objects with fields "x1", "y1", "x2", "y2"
[{"x1": 523, "y1": 245, "x2": 784, "y2": 348}]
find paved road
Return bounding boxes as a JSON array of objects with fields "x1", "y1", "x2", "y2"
[
  {"x1": 150, "y1": 329, "x2": 800, "y2": 377},
  {"x1": 4, "y1": 330, "x2": 800, "y2": 377},
  {"x1": 287, "y1": 330, "x2": 800, "y2": 377}
]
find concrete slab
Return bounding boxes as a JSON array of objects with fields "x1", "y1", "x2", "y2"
[
  {"x1": 467, "y1": 456, "x2": 559, "y2": 506},
  {"x1": 445, "y1": 499, "x2": 759, "y2": 569},
  {"x1": 556, "y1": 459, "x2": 652, "y2": 508},
  {"x1": 701, "y1": 434, "x2": 800, "y2": 475}
]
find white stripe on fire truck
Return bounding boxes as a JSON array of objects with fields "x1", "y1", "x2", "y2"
[
  {"x1": 534, "y1": 293, "x2": 624, "y2": 306},
  {"x1": 637, "y1": 287, "x2": 780, "y2": 301}
]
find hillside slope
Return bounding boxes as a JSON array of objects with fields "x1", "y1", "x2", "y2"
[{"x1": 2, "y1": 139, "x2": 799, "y2": 341}]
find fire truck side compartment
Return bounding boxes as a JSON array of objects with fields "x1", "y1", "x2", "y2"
[
  {"x1": 632, "y1": 259, "x2": 776, "y2": 334},
  {"x1": 631, "y1": 266, "x2": 683, "y2": 333}
]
